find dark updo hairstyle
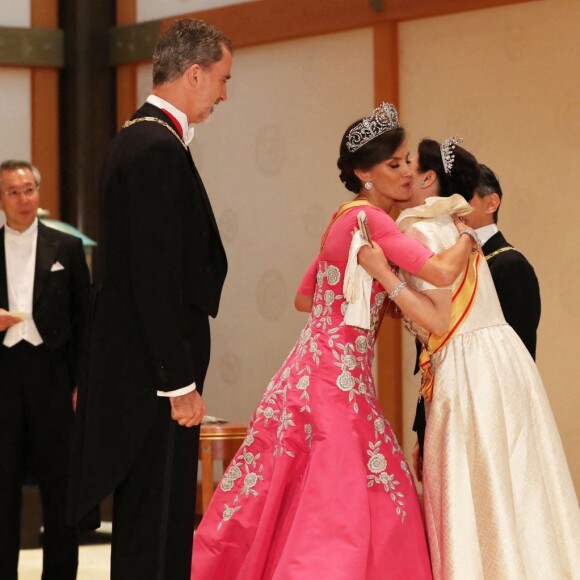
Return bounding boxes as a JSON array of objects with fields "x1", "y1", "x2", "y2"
[
  {"x1": 416, "y1": 138, "x2": 481, "y2": 201},
  {"x1": 337, "y1": 121, "x2": 406, "y2": 194}
]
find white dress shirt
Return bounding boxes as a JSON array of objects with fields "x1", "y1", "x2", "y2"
[
  {"x1": 146, "y1": 95, "x2": 195, "y2": 145},
  {"x1": 475, "y1": 223, "x2": 499, "y2": 246},
  {"x1": 3, "y1": 219, "x2": 43, "y2": 347}
]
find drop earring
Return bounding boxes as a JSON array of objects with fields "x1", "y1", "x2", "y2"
[{"x1": 364, "y1": 181, "x2": 373, "y2": 190}]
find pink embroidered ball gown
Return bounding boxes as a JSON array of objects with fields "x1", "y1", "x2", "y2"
[{"x1": 191, "y1": 205, "x2": 434, "y2": 580}]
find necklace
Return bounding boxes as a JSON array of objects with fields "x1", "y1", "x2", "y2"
[
  {"x1": 122, "y1": 116, "x2": 188, "y2": 150},
  {"x1": 485, "y1": 246, "x2": 518, "y2": 261}
]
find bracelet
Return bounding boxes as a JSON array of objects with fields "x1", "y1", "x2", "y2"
[
  {"x1": 388, "y1": 280, "x2": 406, "y2": 300},
  {"x1": 459, "y1": 227, "x2": 482, "y2": 252}
]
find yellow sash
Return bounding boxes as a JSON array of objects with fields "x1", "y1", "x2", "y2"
[
  {"x1": 418, "y1": 251, "x2": 481, "y2": 401},
  {"x1": 320, "y1": 200, "x2": 372, "y2": 251}
]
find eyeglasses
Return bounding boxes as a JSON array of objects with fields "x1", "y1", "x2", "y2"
[{"x1": 1, "y1": 186, "x2": 38, "y2": 198}]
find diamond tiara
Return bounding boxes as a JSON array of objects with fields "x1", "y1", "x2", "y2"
[
  {"x1": 346, "y1": 102, "x2": 400, "y2": 153},
  {"x1": 440, "y1": 136, "x2": 463, "y2": 174}
]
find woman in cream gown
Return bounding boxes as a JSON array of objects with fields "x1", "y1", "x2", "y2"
[{"x1": 358, "y1": 138, "x2": 580, "y2": 579}]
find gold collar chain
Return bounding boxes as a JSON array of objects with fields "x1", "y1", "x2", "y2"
[
  {"x1": 485, "y1": 246, "x2": 518, "y2": 261},
  {"x1": 122, "y1": 116, "x2": 188, "y2": 150}
]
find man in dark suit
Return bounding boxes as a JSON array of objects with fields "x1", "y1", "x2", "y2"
[
  {"x1": 0, "y1": 159, "x2": 90, "y2": 580},
  {"x1": 465, "y1": 164, "x2": 541, "y2": 358},
  {"x1": 68, "y1": 19, "x2": 231, "y2": 580}
]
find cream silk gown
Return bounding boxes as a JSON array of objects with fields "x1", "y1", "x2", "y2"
[{"x1": 397, "y1": 195, "x2": 580, "y2": 579}]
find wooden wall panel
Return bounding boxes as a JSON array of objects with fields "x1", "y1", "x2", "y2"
[
  {"x1": 164, "y1": 0, "x2": 538, "y2": 50},
  {"x1": 372, "y1": 21, "x2": 403, "y2": 437},
  {"x1": 117, "y1": 0, "x2": 138, "y2": 127},
  {"x1": 31, "y1": 0, "x2": 59, "y2": 218}
]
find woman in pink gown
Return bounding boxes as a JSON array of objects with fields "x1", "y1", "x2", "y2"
[{"x1": 191, "y1": 104, "x2": 477, "y2": 580}]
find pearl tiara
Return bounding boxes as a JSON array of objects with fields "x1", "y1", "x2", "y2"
[
  {"x1": 440, "y1": 136, "x2": 463, "y2": 174},
  {"x1": 346, "y1": 102, "x2": 399, "y2": 153}
]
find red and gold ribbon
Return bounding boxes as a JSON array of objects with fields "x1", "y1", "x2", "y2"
[{"x1": 419, "y1": 252, "x2": 481, "y2": 401}]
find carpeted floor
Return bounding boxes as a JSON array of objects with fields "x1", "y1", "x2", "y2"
[
  {"x1": 18, "y1": 486, "x2": 112, "y2": 579},
  {"x1": 19, "y1": 543, "x2": 111, "y2": 579}
]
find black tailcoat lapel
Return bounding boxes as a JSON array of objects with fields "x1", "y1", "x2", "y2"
[
  {"x1": 482, "y1": 231, "x2": 511, "y2": 257},
  {"x1": 138, "y1": 103, "x2": 223, "y2": 242},
  {"x1": 33, "y1": 223, "x2": 60, "y2": 306},
  {"x1": 0, "y1": 229, "x2": 7, "y2": 310}
]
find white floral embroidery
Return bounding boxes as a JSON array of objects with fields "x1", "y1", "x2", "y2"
[
  {"x1": 375, "y1": 291, "x2": 386, "y2": 309},
  {"x1": 301, "y1": 327, "x2": 312, "y2": 343},
  {"x1": 243, "y1": 428, "x2": 257, "y2": 447},
  {"x1": 337, "y1": 371, "x2": 355, "y2": 392},
  {"x1": 240, "y1": 472, "x2": 261, "y2": 496},
  {"x1": 326, "y1": 265, "x2": 341, "y2": 286},
  {"x1": 366, "y1": 441, "x2": 407, "y2": 522},
  {"x1": 316, "y1": 269, "x2": 324, "y2": 287},
  {"x1": 355, "y1": 336, "x2": 368, "y2": 354},
  {"x1": 216, "y1": 262, "x2": 408, "y2": 528},
  {"x1": 400, "y1": 460, "x2": 413, "y2": 484},
  {"x1": 218, "y1": 504, "x2": 242, "y2": 529},
  {"x1": 305, "y1": 424, "x2": 312, "y2": 447},
  {"x1": 296, "y1": 376, "x2": 309, "y2": 390},
  {"x1": 374, "y1": 417, "x2": 385, "y2": 435},
  {"x1": 368, "y1": 452, "x2": 387, "y2": 474},
  {"x1": 343, "y1": 354, "x2": 357, "y2": 371},
  {"x1": 220, "y1": 478, "x2": 235, "y2": 492},
  {"x1": 324, "y1": 290, "x2": 335, "y2": 306}
]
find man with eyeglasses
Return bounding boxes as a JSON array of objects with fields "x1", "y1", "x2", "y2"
[{"x1": 0, "y1": 159, "x2": 90, "y2": 580}]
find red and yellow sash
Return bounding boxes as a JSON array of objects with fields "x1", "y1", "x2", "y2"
[
  {"x1": 320, "y1": 200, "x2": 371, "y2": 251},
  {"x1": 419, "y1": 251, "x2": 481, "y2": 402}
]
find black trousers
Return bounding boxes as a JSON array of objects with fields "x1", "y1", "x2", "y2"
[
  {"x1": 111, "y1": 399, "x2": 199, "y2": 580},
  {"x1": 0, "y1": 342, "x2": 79, "y2": 580}
]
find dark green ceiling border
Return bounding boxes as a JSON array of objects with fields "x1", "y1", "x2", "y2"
[
  {"x1": 0, "y1": 27, "x2": 64, "y2": 67},
  {"x1": 109, "y1": 20, "x2": 162, "y2": 65}
]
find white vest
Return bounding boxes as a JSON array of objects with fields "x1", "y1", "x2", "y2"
[{"x1": 3, "y1": 221, "x2": 43, "y2": 347}]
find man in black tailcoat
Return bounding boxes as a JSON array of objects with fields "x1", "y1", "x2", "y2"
[
  {"x1": 0, "y1": 159, "x2": 89, "y2": 580},
  {"x1": 466, "y1": 164, "x2": 541, "y2": 358},
  {"x1": 68, "y1": 19, "x2": 232, "y2": 580}
]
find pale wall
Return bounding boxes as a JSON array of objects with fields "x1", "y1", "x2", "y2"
[
  {"x1": 399, "y1": 0, "x2": 580, "y2": 495},
  {"x1": 137, "y1": 0, "x2": 258, "y2": 22},
  {"x1": 0, "y1": 6, "x2": 32, "y2": 226}
]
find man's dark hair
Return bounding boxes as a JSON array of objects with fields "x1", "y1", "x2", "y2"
[
  {"x1": 152, "y1": 19, "x2": 233, "y2": 87},
  {"x1": 476, "y1": 164, "x2": 503, "y2": 223}
]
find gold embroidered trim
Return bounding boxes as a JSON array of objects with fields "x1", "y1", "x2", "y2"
[
  {"x1": 485, "y1": 246, "x2": 518, "y2": 261},
  {"x1": 320, "y1": 200, "x2": 372, "y2": 250},
  {"x1": 122, "y1": 116, "x2": 188, "y2": 150},
  {"x1": 419, "y1": 251, "x2": 481, "y2": 402}
]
